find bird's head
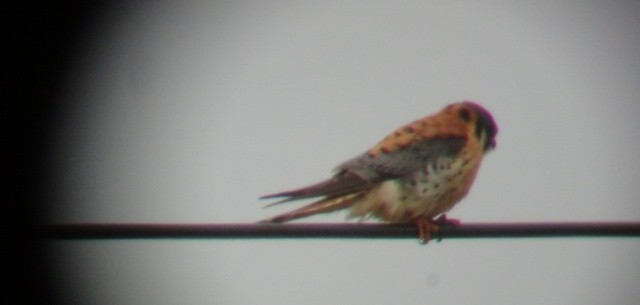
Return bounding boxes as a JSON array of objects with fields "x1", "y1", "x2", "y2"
[{"x1": 447, "y1": 101, "x2": 498, "y2": 153}]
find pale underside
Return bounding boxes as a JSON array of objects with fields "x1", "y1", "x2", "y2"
[{"x1": 347, "y1": 155, "x2": 482, "y2": 222}]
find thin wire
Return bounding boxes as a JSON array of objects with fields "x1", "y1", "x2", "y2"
[{"x1": 39, "y1": 222, "x2": 640, "y2": 240}]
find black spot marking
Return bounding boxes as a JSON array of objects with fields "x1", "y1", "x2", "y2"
[
  {"x1": 459, "y1": 108, "x2": 472, "y2": 122},
  {"x1": 434, "y1": 183, "x2": 439, "y2": 189}
]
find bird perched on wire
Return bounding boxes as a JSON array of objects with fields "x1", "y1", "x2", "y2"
[{"x1": 259, "y1": 101, "x2": 498, "y2": 243}]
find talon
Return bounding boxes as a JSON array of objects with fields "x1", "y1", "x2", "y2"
[
  {"x1": 435, "y1": 214, "x2": 461, "y2": 226},
  {"x1": 416, "y1": 219, "x2": 439, "y2": 244}
]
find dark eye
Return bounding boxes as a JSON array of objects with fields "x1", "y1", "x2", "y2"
[{"x1": 458, "y1": 108, "x2": 472, "y2": 122}]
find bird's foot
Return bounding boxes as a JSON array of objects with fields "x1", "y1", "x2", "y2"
[
  {"x1": 435, "y1": 214, "x2": 461, "y2": 226},
  {"x1": 415, "y1": 218, "x2": 439, "y2": 245}
]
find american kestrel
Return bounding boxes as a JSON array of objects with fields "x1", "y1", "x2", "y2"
[{"x1": 260, "y1": 101, "x2": 498, "y2": 243}]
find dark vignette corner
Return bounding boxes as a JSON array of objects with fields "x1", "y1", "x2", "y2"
[{"x1": 4, "y1": 2, "x2": 105, "y2": 304}]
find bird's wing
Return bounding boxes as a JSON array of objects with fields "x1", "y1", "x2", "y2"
[
  {"x1": 260, "y1": 135, "x2": 467, "y2": 206},
  {"x1": 337, "y1": 135, "x2": 467, "y2": 179}
]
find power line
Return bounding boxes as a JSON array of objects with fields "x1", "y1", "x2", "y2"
[{"x1": 39, "y1": 222, "x2": 640, "y2": 240}]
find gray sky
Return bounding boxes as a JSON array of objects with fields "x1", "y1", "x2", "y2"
[{"x1": 47, "y1": 1, "x2": 640, "y2": 304}]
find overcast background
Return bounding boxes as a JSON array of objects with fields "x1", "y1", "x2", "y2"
[{"x1": 45, "y1": 1, "x2": 640, "y2": 304}]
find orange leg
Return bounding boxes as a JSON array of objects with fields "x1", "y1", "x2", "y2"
[{"x1": 415, "y1": 218, "x2": 439, "y2": 244}]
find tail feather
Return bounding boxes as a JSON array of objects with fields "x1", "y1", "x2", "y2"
[
  {"x1": 259, "y1": 179, "x2": 338, "y2": 208},
  {"x1": 259, "y1": 171, "x2": 371, "y2": 208},
  {"x1": 259, "y1": 192, "x2": 364, "y2": 223},
  {"x1": 259, "y1": 178, "x2": 336, "y2": 199}
]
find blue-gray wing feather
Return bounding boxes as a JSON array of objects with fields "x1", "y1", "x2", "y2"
[
  {"x1": 337, "y1": 136, "x2": 466, "y2": 179},
  {"x1": 261, "y1": 136, "x2": 466, "y2": 203}
]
